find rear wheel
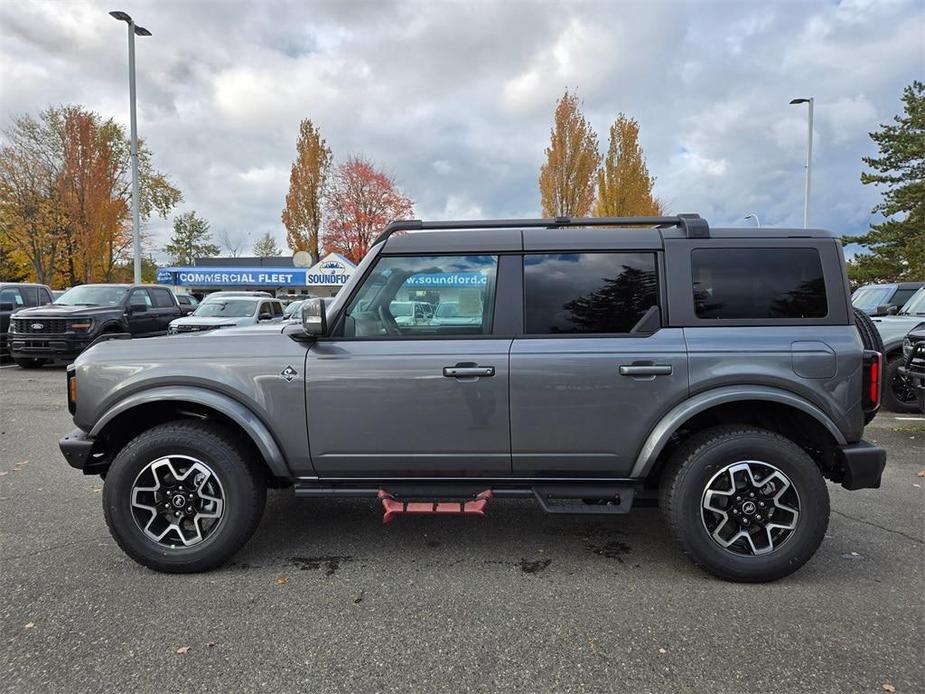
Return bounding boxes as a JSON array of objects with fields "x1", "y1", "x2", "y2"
[
  {"x1": 660, "y1": 426, "x2": 829, "y2": 582},
  {"x1": 102, "y1": 420, "x2": 266, "y2": 573},
  {"x1": 883, "y1": 354, "x2": 919, "y2": 413}
]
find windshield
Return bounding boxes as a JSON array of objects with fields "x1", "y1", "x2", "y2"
[
  {"x1": 192, "y1": 300, "x2": 257, "y2": 318},
  {"x1": 283, "y1": 301, "x2": 303, "y2": 318},
  {"x1": 54, "y1": 285, "x2": 128, "y2": 307},
  {"x1": 852, "y1": 286, "x2": 893, "y2": 311},
  {"x1": 899, "y1": 288, "x2": 925, "y2": 316}
]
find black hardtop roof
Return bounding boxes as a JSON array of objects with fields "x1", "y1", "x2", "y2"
[{"x1": 381, "y1": 215, "x2": 838, "y2": 254}]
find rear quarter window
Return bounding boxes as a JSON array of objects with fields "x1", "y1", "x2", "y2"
[{"x1": 692, "y1": 248, "x2": 827, "y2": 319}]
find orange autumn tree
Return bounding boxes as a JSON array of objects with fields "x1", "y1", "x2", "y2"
[
  {"x1": 323, "y1": 157, "x2": 413, "y2": 264},
  {"x1": 594, "y1": 114, "x2": 663, "y2": 217},
  {"x1": 538, "y1": 90, "x2": 601, "y2": 217},
  {"x1": 281, "y1": 118, "x2": 333, "y2": 263}
]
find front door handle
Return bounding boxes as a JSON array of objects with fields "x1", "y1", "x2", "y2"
[
  {"x1": 619, "y1": 364, "x2": 673, "y2": 377},
  {"x1": 443, "y1": 366, "x2": 495, "y2": 378}
]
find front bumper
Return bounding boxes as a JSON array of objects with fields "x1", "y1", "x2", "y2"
[
  {"x1": 10, "y1": 335, "x2": 92, "y2": 360},
  {"x1": 59, "y1": 428, "x2": 97, "y2": 472},
  {"x1": 837, "y1": 440, "x2": 887, "y2": 490}
]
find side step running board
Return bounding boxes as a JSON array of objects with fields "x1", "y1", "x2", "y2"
[
  {"x1": 532, "y1": 486, "x2": 634, "y2": 514},
  {"x1": 378, "y1": 489, "x2": 493, "y2": 524}
]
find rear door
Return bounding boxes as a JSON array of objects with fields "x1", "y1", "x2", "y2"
[
  {"x1": 306, "y1": 253, "x2": 514, "y2": 477},
  {"x1": 149, "y1": 287, "x2": 180, "y2": 332},
  {"x1": 510, "y1": 251, "x2": 688, "y2": 477}
]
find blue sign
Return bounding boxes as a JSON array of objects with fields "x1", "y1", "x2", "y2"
[{"x1": 157, "y1": 254, "x2": 356, "y2": 287}]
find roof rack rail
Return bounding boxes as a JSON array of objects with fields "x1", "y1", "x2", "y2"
[{"x1": 373, "y1": 213, "x2": 709, "y2": 245}]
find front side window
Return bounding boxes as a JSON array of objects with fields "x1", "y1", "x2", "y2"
[
  {"x1": 693, "y1": 248, "x2": 827, "y2": 320},
  {"x1": 0, "y1": 287, "x2": 25, "y2": 307},
  {"x1": 344, "y1": 255, "x2": 498, "y2": 337},
  {"x1": 524, "y1": 253, "x2": 659, "y2": 334},
  {"x1": 129, "y1": 289, "x2": 153, "y2": 308}
]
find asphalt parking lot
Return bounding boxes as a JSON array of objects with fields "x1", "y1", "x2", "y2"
[{"x1": 1, "y1": 364, "x2": 922, "y2": 693}]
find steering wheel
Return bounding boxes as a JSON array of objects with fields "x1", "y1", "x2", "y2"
[{"x1": 378, "y1": 305, "x2": 401, "y2": 336}]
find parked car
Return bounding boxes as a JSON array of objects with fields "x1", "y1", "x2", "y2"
[
  {"x1": 9, "y1": 284, "x2": 181, "y2": 368},
  {"x1": 431, "y1": 301, "x2": 484, "y2": 327},
  {"x1": 868, "y1": 286, "x2": 925, "y2": 412},
  {"x1": 900, "y1": 324, "x2": 925, "y2": 414},
  {"x1": 852, "y1": 282, "x2": 924, "y2": 316},
  {"x1": 168, "y1": 297, "x2": 284, "y2": 333},
  {"x1": 389, "y1": 300, "x2": 434, "y2": 326},
  {"x1": 60, "y1": 214, "x2": 885, "y2": 582},
  {"x1": 0, "y1": 283, "x2": 54, "y2": 359},
  {"x1": 175, "y1": 293, "x2": 199, "y2": 316}
]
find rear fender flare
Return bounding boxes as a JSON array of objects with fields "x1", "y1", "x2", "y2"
[
  {"x1": 631, "y1": 385, "x2": 847, "y2": 478},
  {"x1": 89, "y1": 385, "x2": 290, "y2": 478}
]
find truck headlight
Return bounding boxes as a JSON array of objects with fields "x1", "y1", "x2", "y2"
[
  {"x1": 903, "y1": 337, "x2": 913, "y2": 358},
  {"x1": 70, "y1": 320, "x2": 93, "y2": 332},
  {"x1": 67, "y1": 367, "x2": 77, "y2": 414}
]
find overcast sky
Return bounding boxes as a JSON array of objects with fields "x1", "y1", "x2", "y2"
[{"x1": 1, "y1": 0, "x2": 922, "y2": 261}]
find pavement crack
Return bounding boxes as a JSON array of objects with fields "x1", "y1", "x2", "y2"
[{"x1": 831, "y1": 509, "x2": 923, "y2": 545}]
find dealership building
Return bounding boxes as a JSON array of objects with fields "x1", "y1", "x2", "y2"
[{"x1": 156, "y1": 252, "x2": 356, "y2": 299}]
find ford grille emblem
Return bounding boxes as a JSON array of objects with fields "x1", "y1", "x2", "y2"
[{"x1": 31, "y1": 323, "x2": 44, "y2": 330}]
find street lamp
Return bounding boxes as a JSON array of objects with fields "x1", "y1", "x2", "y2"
[
  {"x1": 110, "y1": 11, "x2": 151, "y2": 284},
  {"x1": 744, "y1": 214, "x2": 761, "y2": 227},
  {"x1": 789, "y1": 97, "x2": 814, "y2": 229}
]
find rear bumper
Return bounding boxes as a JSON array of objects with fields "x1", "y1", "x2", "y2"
[
  {"x1": 59, "y1": 428, "x2": 96, "y2": 471},
  {"x1": 837, "y1": 440, "x2": 887, "y2": 490}
]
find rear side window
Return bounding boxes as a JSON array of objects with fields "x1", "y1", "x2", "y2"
[
  {"x1": 524, "y1": 253, "x2": 659, "y2": 334},
  {"x1": 693, "y1": 248, "x2": 827, "y2": 319},
  {"x1": 150, "y1": 288, "x2": 175, "y2": 308}
]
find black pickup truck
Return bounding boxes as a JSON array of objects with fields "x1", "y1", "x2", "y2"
[{"x1": 8, "y1": 283, "x2": 182, "y2": 368}]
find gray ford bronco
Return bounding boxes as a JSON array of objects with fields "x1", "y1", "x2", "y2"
[{"x1": 60, "y1": 215, "x2": 887, "y2": 582}]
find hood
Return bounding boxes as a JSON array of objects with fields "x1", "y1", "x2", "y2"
[
  {"x1": 170, "y1": 316, "x2": 249, "y2": 327},
  {"x1": 873, "y1": 314, "x2": 925, "y2": 348},
  {"x1": 13, "y1": 304, "x2": 121, "y2": 318}
]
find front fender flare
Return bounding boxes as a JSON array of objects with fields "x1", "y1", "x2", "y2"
[
  {"x1": 630, "y1": 385, "x2": 847, "y2": 478},
  {"x1": 89, "y1": 385, "x2": 291, "y2": 478}
]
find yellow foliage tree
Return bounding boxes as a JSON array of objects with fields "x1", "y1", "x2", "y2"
[
  {"x1": 282, "y1": 119, "x2": 333, "y2": 263},
  {"x1": 594, "y1": 114, "x2": 663, "y2": 217},
  {"x1": 539, "y1": 90, "x2": 601, "y2": 217}
]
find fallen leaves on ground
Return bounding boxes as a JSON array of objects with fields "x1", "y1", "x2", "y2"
[
  {"x1": 274, "y1": 576, "x2": 289, "y2": 585},
  {"x1": 176, "y1": 646, "x2": 191, "y2": 655},
  {"x1": 882, "y1": 684, "x2": 896, "y2": 693},
  {"x1": 206, "y1": 641, "x2": 216, "y2": 648},
  {"x1": 24, "y1": 622, "x2": 34, "y2": 629},
  {"x1": 916, "y1": 470, "x2": 925, "y2": 478},
  {"x1": 658, "y1": 648, "x2": 667, "y2": 654}
]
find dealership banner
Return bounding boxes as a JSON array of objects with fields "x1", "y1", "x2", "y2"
[{"x1": 157, "y1": 254, "x2": 355, "y2": 287}]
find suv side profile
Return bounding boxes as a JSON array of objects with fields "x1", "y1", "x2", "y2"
[
  {"x1": 852, "y1": 282, "x2": 925, "y2": 316},
  {"x1": 9, "y1": 284, "x2": 181, "y2": 367},
  {"x1": 59, "y1": 215, "x2": 886, "y2": 582}
]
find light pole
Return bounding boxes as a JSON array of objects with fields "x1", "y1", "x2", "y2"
[
  {"x1": 110, "y1": 11, "x2": 151, "y2": 284},
  {"x1": 744, "y1": 214, "x2": 761, "y2": 227},
  {"x1": 789, "y1": 97, "x2": 814, "y2": 229}
]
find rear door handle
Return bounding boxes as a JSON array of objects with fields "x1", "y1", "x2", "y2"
[
  {"x1": 619, "y1": 364, "x2": 673, "y2": 376},
  {"x1": 443, "y1": 366, "x2": 495, "y2": 378}
]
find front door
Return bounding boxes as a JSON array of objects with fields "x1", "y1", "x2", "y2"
[
  {"x1": 127, "y1": 289, "x2": 158, "y2": 335},
  {"x1": 306, "y1": 253, "x2": 511, "y2": 477},
  {"x1": 509, "y1": 251, "x2": 688, "y2": 477}
]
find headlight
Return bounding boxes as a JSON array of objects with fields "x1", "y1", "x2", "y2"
[
  {"x1": 70, "y1": 320, "x2": 93, "y2": 332},
  {"x1": 903, "y1": 337, "x2": 913, "y2": 357}
]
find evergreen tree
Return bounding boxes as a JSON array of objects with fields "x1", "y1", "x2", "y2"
[{"x1": 164, "y1": 211, "x2": 219, "y2": 266}]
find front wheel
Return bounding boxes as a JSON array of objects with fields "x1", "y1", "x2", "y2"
[
  {"x1": 102, "y1": 420, "x2": 266, "y2": 573},
  {"x1": 660, "y1": 426, "x2": 829, "y2": 582}
]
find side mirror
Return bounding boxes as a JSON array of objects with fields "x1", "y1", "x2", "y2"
[
  {"x1": 129, "y1": 303, "x2": 148, "y2": 314},
  {"x1": 875, "y1": 304, "x2": 896, "y2": 316},
  {"x1": 301, "y1": 297, "x2": 327, "y2": 337},
  {"x1": 258, "y1": 312, "x2": 273, "y2": 321},
  {"x1": 0, "y1": 302, "x2": 14, "y2": 312}
]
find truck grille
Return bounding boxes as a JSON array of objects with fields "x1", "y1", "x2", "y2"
[
  {"x1": 12, "y1": 318, "x2": 69, "y2": 334},
  {"x1": 906, "y1": 339, "x2": 925, "y2": 376},
  {"x1": 174, "y1": 324, "x2": 219, "y2": 333}
]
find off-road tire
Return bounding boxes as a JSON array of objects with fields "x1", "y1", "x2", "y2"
[
  {"x1": 883, "y1": 353, "x2": 919, "y2": 413},
  {"x1": 660, "y1": 426, "x2": 829, "y2": 583},
  {"x1": 102, "y1": 420, "x2": 266, "y2": 573}
]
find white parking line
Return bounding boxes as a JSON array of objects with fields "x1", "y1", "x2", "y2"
[
  {"x1": 894, "y1": 416, "x2": 925, "y2": 421},
  {"x1": 0, "y1": 364, "x2": 19, "y2": 369}
]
